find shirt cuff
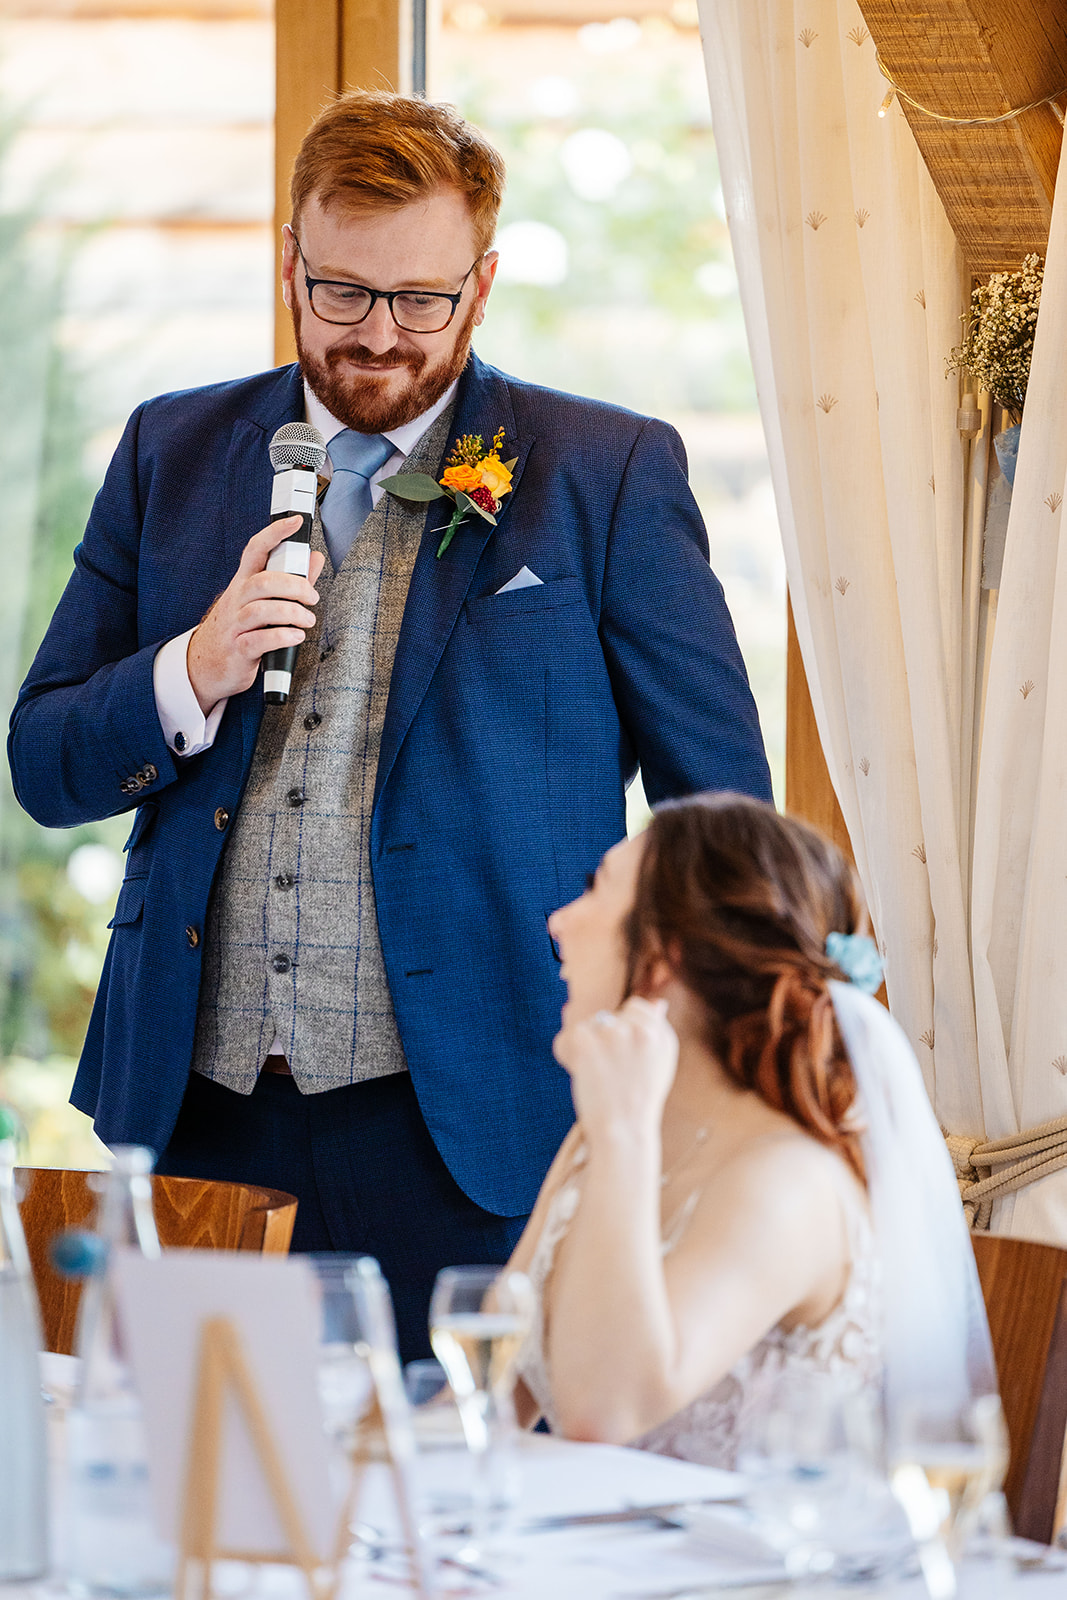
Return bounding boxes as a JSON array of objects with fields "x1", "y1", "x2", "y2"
[{"x1": 153, "y1": 629, "x2": 228, "y2": 757}]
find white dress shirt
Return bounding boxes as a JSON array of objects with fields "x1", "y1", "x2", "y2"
[{"x1": 152, "y1": 379, "x2": 459, "y2": 758}]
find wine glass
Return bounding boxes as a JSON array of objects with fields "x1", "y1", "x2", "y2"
[
  {"x1": 309, "y1": 1256, "x2": 434, "y2": 1592},
  {"x1": 404, "y1": 1358, "x2": 450, "y2": 1407},
  {"x1": 307, "y1": 1254, "x2": 377, "y2": 1463},
  {"x1": 889, "y1": 1392, "x2": 1008, "y2": 1599},
  {"x1": 403, "y1": 1359, "x2": 465, "y2": 1450},
  {"x1": 308, "y1": 1254, "x2": 399, "y2": 1566},
  {"x1": 428, "y1": 1266, "x2": 533, "y2": 1554},
  {"x1": 738, "y1": 1369, "x2": 905, "y2": 1585}
]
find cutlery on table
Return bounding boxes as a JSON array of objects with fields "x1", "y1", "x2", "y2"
[{"x1": 519, "y1": 1497, "x2": 739, "y2": 1533}]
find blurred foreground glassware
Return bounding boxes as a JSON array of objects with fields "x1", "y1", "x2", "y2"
[
  {"x1": 738, "y1": 1369, "x2": 905, "y2": 1585},
  {"x1": 404, "y1": 1357, "x2": 466, "y2": 1452},
  {"x1": 0, "y1": 1122, "x2": 49, "y2": 1579},
  {"x1": 344, "y1": 1257, "x2": 436, "y2": 1599},
  {"x1": 429, "y1": 1266, "x2": 533, "y2": 1554},
  {"x1": 308, "y1": 1256, "x2": 433, "y2": 1595},
  {"x1": 889, "y1": 1392, "x2": 1009, "y2": 1600},
  {"x1": 64, "y1": 1146, "x2": 172, "y2": 1598},
  {"x1": 404, "y1": 1357, "x2": 449, "y2": 1407},
  {"x1": 307, "y1": 1254, "x2": 377, "y2": 1469}
]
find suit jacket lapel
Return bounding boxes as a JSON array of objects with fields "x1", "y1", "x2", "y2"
[
  {"x1": 374, "y1": 353, "x2": 532, "y2": 806},
  {"x1": 224, "y1": 363, "x2": 305, "y2": 767}
]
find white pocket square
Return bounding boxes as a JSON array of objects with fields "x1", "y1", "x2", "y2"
[{"x1": 496, "y1": 566, "x2": 544, "y2": 594}]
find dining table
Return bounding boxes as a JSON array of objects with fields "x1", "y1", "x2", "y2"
[
  {"x1": 17, "y1": 1354, "x2": 1067, "y2": 1600},
  {"x1": 339, "y1": 1429, "x2": 1067, "y2": 1598}
]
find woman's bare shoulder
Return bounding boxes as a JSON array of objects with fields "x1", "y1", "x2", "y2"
[
  {"x1": 659, "y1": 1117, "x2": 867, "y2": 1391},
  {"x1": 692, "y1": 1115, "x2": 867, "y2": 1251}
]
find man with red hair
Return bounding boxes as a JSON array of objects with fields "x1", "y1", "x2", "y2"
[{"x1": 10, "y1": 91, "x2": 770, "y2": 1357}]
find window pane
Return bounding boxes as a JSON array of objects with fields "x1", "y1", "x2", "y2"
[
  {"x1": 433, "y1": 0, "x2": 785, "y2": 830},
  {"x1": 0, "y1": 0, "x2": 274, "y2": 1157}
]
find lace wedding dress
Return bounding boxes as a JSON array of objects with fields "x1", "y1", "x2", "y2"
[{"x1": 514, "y1": 1140, "x2": 882, "y2": 1469}]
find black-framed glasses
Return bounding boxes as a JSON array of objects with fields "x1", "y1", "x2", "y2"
[{"x1": 292, "y1": 234, "x2": 481, "y2": 333}]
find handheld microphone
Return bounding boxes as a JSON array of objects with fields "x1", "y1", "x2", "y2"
[{"x1": 263, "y1": 422, "x2": 328, "y2": 705}]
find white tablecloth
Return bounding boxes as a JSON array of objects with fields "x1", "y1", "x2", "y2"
[
  {"x1": 26, "y1": 1355, "x2": 1066, "y2": 1599},
  {"x1": 338, "y1": 1435, "x2": 1067, "y2": 1598}
]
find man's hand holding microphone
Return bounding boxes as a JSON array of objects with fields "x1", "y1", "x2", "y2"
[{"x1": 188, "y1": 423, "x2": 329, "y2": 713}]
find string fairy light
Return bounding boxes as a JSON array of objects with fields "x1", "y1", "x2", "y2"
[{"x1": 875, "y1": 49, "x2": 1066, "y2": 127}]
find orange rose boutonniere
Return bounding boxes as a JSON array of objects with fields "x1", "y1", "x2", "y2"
[{"x1": 380, "y1": 427, "x2": 517, "y2": 557}]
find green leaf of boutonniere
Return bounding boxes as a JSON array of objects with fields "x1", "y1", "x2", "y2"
[
  {"x1": 378, "y1": 472, "x2": 443, "y2": 502},
  {"x1": 454, "y1": 490, "x2": 497, "y2": 526}
]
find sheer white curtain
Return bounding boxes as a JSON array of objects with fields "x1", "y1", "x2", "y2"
[
  {"x1": 971, "y1": 136, "x2": 1067, "y2": 1241},
  {"x1": 700, "y1": 0, "x2": 1067, "y2": 1240}
]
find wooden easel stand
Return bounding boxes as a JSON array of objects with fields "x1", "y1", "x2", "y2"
[{"x1": 177, "y1": 1317, "x2": 436, "y2": 1600}]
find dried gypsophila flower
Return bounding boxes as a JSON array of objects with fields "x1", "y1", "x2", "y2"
[{"x1": 946, "y1": 253, "x2": 1043, "y2": 424}]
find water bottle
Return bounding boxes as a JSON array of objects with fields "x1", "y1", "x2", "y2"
[
  {"x1": 0, "y1": 1118, "x2": 49, "y2": 1579},
  {"x1": 65, "y1": 1145, "x2": 172, "y2": 1597}
]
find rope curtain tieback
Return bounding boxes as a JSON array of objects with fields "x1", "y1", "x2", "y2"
[{"x1": 945, "y1": 1117, "x2": 1067, "y2": 1231}]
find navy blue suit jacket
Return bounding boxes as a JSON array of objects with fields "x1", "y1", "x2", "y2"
[{"x1": 9, "y1": 353, "x2": 771, "y2": 1215}]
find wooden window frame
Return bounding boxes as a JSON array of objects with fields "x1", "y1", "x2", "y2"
[{"x1": 273, "y1": 0, "x2": 419, "y2": 365}]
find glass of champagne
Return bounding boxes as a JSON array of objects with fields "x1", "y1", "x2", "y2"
[
  {"x1": 428, "y1": 1266, "x2": 534, "y2": 1554},
  {"x1": 889, "y1": 1392, "x2": 1009, "y2": 1600}
]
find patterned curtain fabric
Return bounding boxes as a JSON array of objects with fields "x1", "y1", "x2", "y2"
[
  {"x1": 970, "y1": 135, "x2": 1067, "y2": 1242},
  {"x1": 699, "y1": 0, "x2": 1067, "y2": 1241}
]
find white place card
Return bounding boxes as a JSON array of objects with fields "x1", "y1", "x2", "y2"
[{"x1": 112, "y1": 1249, "x2": 338, "y2": 1560}]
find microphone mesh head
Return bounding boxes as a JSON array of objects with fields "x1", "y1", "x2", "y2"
[{"x1": 269, "y1": 422, "x2": 328, "y2": 474}]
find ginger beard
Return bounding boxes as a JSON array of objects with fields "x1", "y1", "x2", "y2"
[{"x1": 292, "y1": 293, "x2": 478, "y2": 434}]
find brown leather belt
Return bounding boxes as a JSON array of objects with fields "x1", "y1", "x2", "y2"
[{"x1": 260, "y1": 1054, "x2": 293, "y2": 1075}]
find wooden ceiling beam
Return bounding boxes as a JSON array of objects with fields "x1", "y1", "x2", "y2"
[{"x1": 858, "y1": 0, "x2": 1067, "y2": 273}]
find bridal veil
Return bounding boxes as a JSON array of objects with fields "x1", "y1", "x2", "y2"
[{"x1": 829, "y1": 981, "x2": 997, "y2": 1435}]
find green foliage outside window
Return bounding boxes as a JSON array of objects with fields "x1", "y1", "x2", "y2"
[
  {"x1": 446, "y1": 43, "x2": 756, "y2": 415},
  {"x1": 0, "y1": 112, "x2": 122, "y2": 1097}
]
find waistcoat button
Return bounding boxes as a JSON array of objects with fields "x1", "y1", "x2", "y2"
[
  {"x1": 274, "y1": 873, "x2": 295, "y2": 890},
  {"x1": 304, "y1": 712, "x2": 322, "y2": 730},
  {"x1": 271, "y1": 953, "x2": 291, "y2": 974},
  {"x1": 287, "y1": 789, "x2": 305, "y2": 807},
  {"x1": 186, "y1": 925, "x2": 200, "y2": 949},
  {"x1": 214, "y1": 807, "x2": 229, "y2": 831}
]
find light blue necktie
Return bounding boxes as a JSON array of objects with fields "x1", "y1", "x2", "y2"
[{"x1": 321, "y1": 430, "x2": 395, "y2": 568}]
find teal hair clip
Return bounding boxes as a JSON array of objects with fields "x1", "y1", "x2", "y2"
[{"x1": 825, "y1": 931, "x2": 883, "y2": 995}]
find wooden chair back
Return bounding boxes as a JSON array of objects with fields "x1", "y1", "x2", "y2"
[
  {"x1": 971, "y1": 1231, "x2": 1067, "y2": 1544},
  {"x1": 18, "y1": 1168, "x2": 298, "y2": 1356}
]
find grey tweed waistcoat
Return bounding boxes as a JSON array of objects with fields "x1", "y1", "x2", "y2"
[{"x1": 190, "y1": 401, "x2": 456, "y2": 1094}]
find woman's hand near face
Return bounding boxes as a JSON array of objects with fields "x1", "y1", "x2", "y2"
[{"x1": 554, "y1": 996, "x2": 679, "y2": 1147}]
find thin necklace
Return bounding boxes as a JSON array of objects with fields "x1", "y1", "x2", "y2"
[
  {"x1": 660, "y1": 1123, "x2": 711, "y2": 1254},
  {"x1": 660, "y1": 1123, "x2": 711, "y2": 1188}
]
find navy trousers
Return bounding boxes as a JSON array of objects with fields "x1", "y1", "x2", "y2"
[{"x1": 155, "y1": 1069, "x2": 530, "y2": 1363}]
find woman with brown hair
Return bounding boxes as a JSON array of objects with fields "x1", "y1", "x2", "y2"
[{"x1": 509, "y1": 793, "x2": 993, "y2": 1466}]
